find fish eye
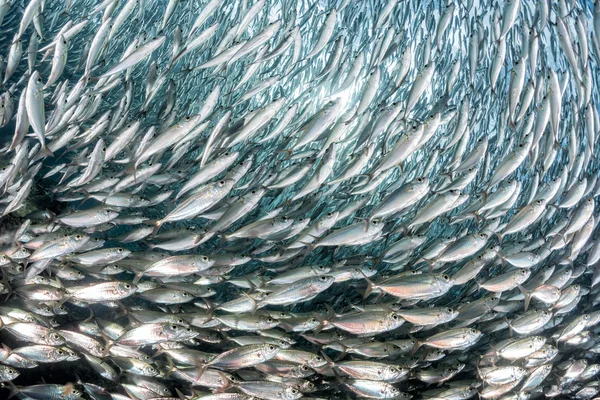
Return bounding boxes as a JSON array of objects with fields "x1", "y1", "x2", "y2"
[
  {"x1": 75, "y1": 235, "x2": 81, "y2": 239},
  {"x1": 392, "y1": 314, "x2": 398, "y2": 320},
  {"x1": 124, "y1": 284, "x2": 131, "y2": 289},
  {"x1": 268, "y1": 345, "x2": 275, "y2": 351},
  {"x1": 171, "y1": 325, "x2": 178, "y2": 330},
  {"x1": 320, "y1": 276, "x2": 327, "y2": 281},
  {"x1": 58, "y1": 350, "x2": 64, "y2": 355},
  {"x1": 291, "y1": 389, "x2": 298, "y2": 394},
  {"x1": 443, "y1": 275, "x2": 450, "y2": 281},
  {"x1": 117, "y1": 248, "x2": 123, "y2": 252},
  {"x1": 251, "y1": 190, "x2": 256, "y2": 194},
  {"x1": 219, "y1": 180, "x2": 224, "y2": 185},
  {"x1": 266, "y1": 317, "x2": 274, "y2": 323},
  {"x1": 202, "y1": 256, "x2": 208, "y2": 261}
]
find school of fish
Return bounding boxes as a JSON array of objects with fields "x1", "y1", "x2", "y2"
[{"x1": 0, "y1": 0, "x2": 599, "y2": 398}]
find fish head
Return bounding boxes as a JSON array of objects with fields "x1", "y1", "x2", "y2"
[
  {"x1": 3, "y1": 367, "x2": 19, "y2": 380},
  {"x1": 517, "y1": 268, "x2": 531, "y2": 282},
  {"x1": 161, "y1": 323, "x2": 187, "y2": 339},
  {"x1": 532, "y1": 336, "x2": 546, "y2": 348},
  {"x1": 260, "y1": 343, "x2": 280, "y2": 359},
  {"x1": 442, "y1": 307, "x2": 459, "y2": 320},
  {"x1": 304, "y1": 317, "x2": 320, "y2": 331},
  {"x1": 465, "y1": 328, "x2": 481, "y2": 341},
  {"x1": 384, "y1": 365, "x2": 406, "y2": 381},
  {"x1": 582, "y1": 314, "x2": 591, "y2": 322},
  {"x1": 62, "y1": 347, "x2": 79, "y2": 361},
  {"x1": 312, "y1": 265, "x2": 330, "y2": 275},
  {"x1": 315, "y1": 275, "x2": 335, "y2": 289},
  {"x1": 143, "y1": 364, "x2": 159, "y2": 376},
  {"x1": 307, "y1": 354, "x2": 326, "y2": 368},
  {"x1": 45, "y1": 330, "x2": 65, "y2": 345},
  {"x1": 116, "y1": 282, "x2": 137, "y2": 296},
  {"x1": 438, "y1": 273, "x2": 454, "y2": 288},
  {"x1": 258, "y1": 315, "x2": 279, "y2": 329}
]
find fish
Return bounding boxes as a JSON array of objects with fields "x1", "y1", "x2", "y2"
[{"x1": 0, "y1": 0, "x2": 597, "y2": 398}]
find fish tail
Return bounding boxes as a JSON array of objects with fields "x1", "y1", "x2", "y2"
[
  {"x1": 517, "y1": 284, "x2": 532, "y2": 311},
  {"x1": 150, "y1": 219, "x2": 163, "y2": 238},
  {"x1": 214, "y1": 370, "x2": 232, "y2": 392},
  {"x1": 40, "y1": 146, "x2": 54, "y2": 157},
  {"x1": 241, "y1": 291, "x2": 257, "y2": 315},
  {"x1": 163, "y1": 355, "x2": 178, "y2": 378},
  {"x1": 408, "y1": 334, "x2": 423, "y2": 354},
  {"x1": 361, "y1": 273, "x2": 376, "y2": 299},
  {"x1": 504, "y1": 316, "x2": 513, "y2": 338},
  {"x1": 277, "y1": 149, "x2": 293, "y2": 159},
  {"x1": 7, "y1": 381, "x2": 18, "y2": 398},
  {"x1": 311, "y1": 311, "x2": 327, "y2": 334},
  {"x1": 132, "y1": 271, "x2": 144, "y2": 285},
  {"x1": 495, "y1": 232, "x2": 504, "y2": 245},
  {"x1": 1, "y1": 343, "x2": 11, "y2": 361},
  {"x1": 320, "y1": 349, "x2": 335, "y2": 368}
]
